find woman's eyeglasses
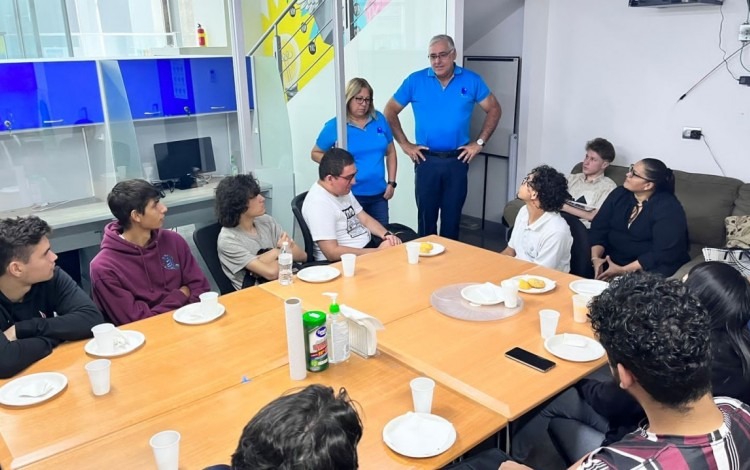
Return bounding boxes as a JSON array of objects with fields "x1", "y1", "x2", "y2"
[
  {"x1": 627, "y1": 165, "x2": 653, "y2": 182},
  {"x1": 353, "y1": 97, "x2": 372, "y2": 104}
]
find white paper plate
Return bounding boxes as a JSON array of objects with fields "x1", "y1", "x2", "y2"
[
  {"x1": 173, "y1": 303, "x2": 226, "y2": 325},
  {"x1": 569, "y1": 279, "x2": 609, "y2": 297},
  {"x1": 0, "y1": 372, "x2": 68, "y2": 407},
  {"x1": 544, "y1": 334, "x2": 605, "y2": 362},
  {"x1": 511, "y1": 275, "x2": 556, "y2": 294},
  {"x1": 297, "y1": 266, "x2": 341, "y2": 283},
  {"x1": 460, "y1": 283, "x2": 504, "y2": 306},
  {"x1": 419, "y1": 242, "x2": 446, "y2": 257},
  {"x1": 84, "y1": 330, "x2": 145, "y2": 358},
  {"x1": 383, "y1": 412, "x2": 457, "y2": 458}
]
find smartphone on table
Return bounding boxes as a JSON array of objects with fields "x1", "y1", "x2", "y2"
[{"x1": 505, "y1": 347, "x2": 556, "y2": 373}]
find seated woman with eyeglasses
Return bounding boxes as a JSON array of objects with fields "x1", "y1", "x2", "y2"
[
  {"x1": 311, "y1": 77, "x2": 397, "y2": 227},
  {"x1": 590, "y1": 158, "x2": 689, "y2": 279}
]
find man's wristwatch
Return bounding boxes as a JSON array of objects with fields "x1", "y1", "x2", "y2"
[
  {"x1": 476, "y1": 138, "x2": 485, "y2": 147},
  {"x1": 387, "y1": 181, "x2": 397, "y2": 188}
]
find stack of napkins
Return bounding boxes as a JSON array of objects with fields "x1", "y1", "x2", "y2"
[
  {"x1": 476, "y1": 282, "x2": 504, "y2": 303},
  {"x1": 339, "y1": 304, "x2": 384, "y2": 357},
  {"x1": 17, "y1": 380, "x2": 54, "y2": 398}
]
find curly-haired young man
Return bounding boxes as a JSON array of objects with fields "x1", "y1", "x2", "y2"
[
  {"x1": 501, "y1": 165, "x2": 573, "y2": 272},
  {"x1": 215, "y1": 174, "x2": 306, "y2": 290}
]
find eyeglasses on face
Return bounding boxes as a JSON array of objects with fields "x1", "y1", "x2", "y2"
[
  {"x1": 353, "y1": 96, "x2": 372, "y2": 104},
  {"x1": 521, "y1": 175, "x2": 533, "y2": 186},
  {"x1": 627, "y1": 164, "x2": 653, "y2": 182},
  {"x1": 428, "y1": 49, "x2": 454, "y2": 61},
  {"x1": 334, "y1": 172, "x2": 357, "y2": 182}
]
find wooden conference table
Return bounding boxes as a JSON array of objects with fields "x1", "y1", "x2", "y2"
[{"x1": 1, "y1": 236, "x2": 605, "y2": 469}]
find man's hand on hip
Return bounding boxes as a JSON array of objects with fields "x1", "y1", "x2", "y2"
[
  {"x1": 400, "y1": 142, "x2": 428, "y2": 163},
  {"x1": 458, "y1": 142, "x2": 483, "y2": 163}
]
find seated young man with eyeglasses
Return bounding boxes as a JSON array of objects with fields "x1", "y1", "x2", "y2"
[{"x1": 302, "y1": 148, "x2": 416, "y2": 262}]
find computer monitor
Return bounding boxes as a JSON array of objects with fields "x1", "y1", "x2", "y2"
[{"x1": 153, "y1": 137, "x2": 216, "y2": 187}]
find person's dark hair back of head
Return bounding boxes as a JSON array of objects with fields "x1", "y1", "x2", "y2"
[
  {"x1": 528, "y1": 165, "x2": 570, "y2": 212},
  {"x1": 215, "y1": 174, "x2": 261, "y2": 228},
  {"x1": 686, "y1": 261, "x2": 750, "y2": 378},
  {"x1": 0, "y1": 216, "x2": 52, "y2": 273},
  {"x1": 107, "y1": 179, "x2": 162, "y2": 230},
  {"x1": 641, "y1": 158, "x2": 675, "y2": 194},
  {"x1": 231, "y1": 384, "x2": 362, "y2": 470},
  {"x1": 319, "y1": 148, "x2": 355, "y2": 180},
  {"x1": 589, "y1": 272, "x2": 711, "y2": 410},
  {"x1": 585, "y1": 138, "x2": 615, "y2": 163}
]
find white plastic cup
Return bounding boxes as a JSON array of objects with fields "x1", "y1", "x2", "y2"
[
  {"x1": 150, "y1": 430, "x2": 181, "y2": 470},
  {"x1": 91, "y1": 323, "x2": 117, "y2": 355},
  {"x1": 410, "y1": 377, "x2": 436, "y2": 414},
  {"x1": 501, "y1": 279, "x2": 519, "y2": 308},
  {"x1": 405, "y1": 242, "x2": 420, "y2": 264},
  {"x1": 341, "y1": 253, "x2": 356, "y2": 277},
  {"x1": 572, "y1": 294, "x2": 592, "y2": 323},
  {"x1": 85, "y1": 359, "x2": 111, "y2": 396},
  {"x1": 539, "y1": 309, "x2": 560, "y2": 339},
  {"x1": 199, "y1": 291, "x2": 219, "y2": 316}
]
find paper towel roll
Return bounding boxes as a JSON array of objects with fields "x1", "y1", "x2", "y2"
[{"x1": 284, "y1": 298, "x2": 307, "y2": 380}]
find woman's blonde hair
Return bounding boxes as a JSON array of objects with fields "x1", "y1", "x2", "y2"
[{"x1": 345, "y1": 77, "x2": 376, "y2": 121}]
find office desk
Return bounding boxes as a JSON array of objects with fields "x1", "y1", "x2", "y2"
[
  {"x1": 0, "y1": 288, "x2": 286, "y2": 469},
  {"x1": 261, "y1": 236, "x2": 534, "y2": 324},
  {"x1": 0, "y1": 180, "x2": 271, "y2": 253},
  {"x1": 378, "y1": 265, "x2": 606, "y2": 420},
  {"x1": 29, "y1": 354, "x2": 507, "y2": 469}
]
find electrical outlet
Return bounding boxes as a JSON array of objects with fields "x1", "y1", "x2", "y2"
[
  {"x1": 740, "y1": 23, "x2": 750, "y2": 42},
  {"x1": 682, "y1": 127, "x2": 702, "y2": 140}
]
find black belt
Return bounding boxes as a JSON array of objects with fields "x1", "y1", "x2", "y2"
[{"x1": 422, "y1": 149, "x2": 461, "y2": 158}]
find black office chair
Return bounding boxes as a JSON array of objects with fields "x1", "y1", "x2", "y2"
[
  {"x1": 192, "y1": 222, "x2": 235, "y2": 295},
  {"x1": 291, "y1": 192, "x2": 315, "y2": 261},
  {"x1": 560, "y1": 212, "x2": 595, "y2": 279}
]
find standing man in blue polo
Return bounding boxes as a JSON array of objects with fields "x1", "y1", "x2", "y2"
[{"x1": 384, "y1": 34, "x2": 501, "y2": 239}]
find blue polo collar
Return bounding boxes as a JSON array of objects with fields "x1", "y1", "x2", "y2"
[{"x1": 427, "y1": 63, "x2": 464, "y2": 78}]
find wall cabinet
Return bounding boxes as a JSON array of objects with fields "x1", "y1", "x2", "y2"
[
  {"x1": 116, "y1": 57, "x2": 238, "y2": 120},
  {"x1": 0, "y1": 61, "x2": 104, "y2": 131}
]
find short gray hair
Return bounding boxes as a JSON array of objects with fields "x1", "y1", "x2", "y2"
[{"x1": 429, "y1": 34, "x2": 454, "y2": 50}]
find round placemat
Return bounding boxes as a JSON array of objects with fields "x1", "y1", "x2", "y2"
[{"x1": 430, "y1": 283, "x2": 524, "y2": 322}]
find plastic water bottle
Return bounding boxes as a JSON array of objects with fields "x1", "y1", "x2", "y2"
[
  {"x1": 324, "y1": 292, "x2": 350, "y2": 364},
  {"x1": 278, "y1": 241, "x2": 293, "y2": 286},
  {"x1": 230, "y1": 154, "x2": 239, "y2": 176}
]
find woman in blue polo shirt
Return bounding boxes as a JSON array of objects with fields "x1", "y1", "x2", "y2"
[{"x1": 311, "y1": 77, "x2": 397, "y2": 226}]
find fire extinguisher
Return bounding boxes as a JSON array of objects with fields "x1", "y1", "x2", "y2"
[{"x1": 197, "y1": 24, "x2": 206, "y2": 47}]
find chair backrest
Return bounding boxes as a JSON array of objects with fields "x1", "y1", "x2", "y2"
[
  {"x1": 192, "y1": 222, "x2": 235, "y2": 295},
  {"x1": 291, "y1": 191, "x2": 315, "y2": 262},
  {"x1": 560, "y1": 212, "x2": 594, "y2": 279}
]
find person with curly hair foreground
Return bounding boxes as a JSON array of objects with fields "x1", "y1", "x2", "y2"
[
  {"x1": 447, "y1": 272, "x2": 750, "y2": 469},
  {"x1": 215, "y1": 174, "x2": 306, "y2": 290},
  {"x1": 501, "y1": 165, "x2": 573, "y2": 272},
  {"x1": 205, "y1": 385, "x2": 362, "y2": 470}
]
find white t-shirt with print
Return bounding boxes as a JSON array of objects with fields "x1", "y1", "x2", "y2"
[{"x1": 302, "y1": 182, "x2": 371, "y2": 261}]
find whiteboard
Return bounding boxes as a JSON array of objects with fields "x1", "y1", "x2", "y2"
[{"x1": 463, "y1": 57, "x2": 519, "y2": 157}]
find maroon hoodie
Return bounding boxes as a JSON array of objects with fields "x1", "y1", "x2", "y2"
[{"x1": 90, "y1": 222, "x2": 210, "y2": 325}]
